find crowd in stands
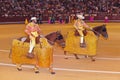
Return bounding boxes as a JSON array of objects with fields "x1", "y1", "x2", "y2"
[{"x1": 0, "y1": 0, "x2": 120, "y2": 22}]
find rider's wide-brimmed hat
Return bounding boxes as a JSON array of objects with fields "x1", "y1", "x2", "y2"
[
  {"x1": 31, "y1": 17, "x2": 37, "y2": 20},
  {"x1": 76, "y1": 14, "x2": 85, "y2": 19}
]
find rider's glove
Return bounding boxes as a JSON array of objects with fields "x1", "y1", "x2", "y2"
[
  {"x1": 90, "y1": 27, "x2": 93, "y2": 31},
  {"x1": 40, "y1": 35, "x2": 44, "y2": 38}
]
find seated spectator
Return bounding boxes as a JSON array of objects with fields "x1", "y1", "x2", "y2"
[{"x1": 0, "y1": 0, "x2": 119, "y2": 22}]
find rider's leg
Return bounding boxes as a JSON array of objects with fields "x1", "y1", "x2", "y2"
[
  {"x1": 80, "y1": 36, "x2": 84, "y2": 44},
  {"x1": 27, "y1": 35, "x2": 36, "y2": 58},
  {"x1": 28, "y1": 41, "x2": 34, "y2": 53},
  {"x1": 78, "y1": 30, "x2": 86, "y2": 47},
  {"x1": 29, "y1": 35, "x2": 36, "y2": 53},
  {"x1": 78, "y1": 30, "x2": 84, "y2": 43}
]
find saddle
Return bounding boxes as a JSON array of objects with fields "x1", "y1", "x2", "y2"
[
  {"x1": 74, "y1": 29, "x2": 87, "y2": 48},
  {"x1": 74, "y1": 29, "x2": 87, "y2": 36},
  {"x1": 31, "y1": 31, "x2": 39, "y2": 37},
  {"x1": 24, "y1": 36, "x2": 41, "y2": 44}
]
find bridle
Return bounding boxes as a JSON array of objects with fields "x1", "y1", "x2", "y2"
[
  {"x1": 92, "y1": 26, "x2": 107, "y2": 37},
  {"x1": 45, "y1": 32, "x2": 64, "y2": 45},
  {"x1": 92, "y1": 29, "x2": 101, "y2": 36}
]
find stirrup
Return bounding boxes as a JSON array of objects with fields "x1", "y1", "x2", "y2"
[
  {"x1": 26, "y1": 53, "x2": 34, "y2": 59},
  {"x1": 80, "y1": 43, "x2": 86, "y2": 48}
]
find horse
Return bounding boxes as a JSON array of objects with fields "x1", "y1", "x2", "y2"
[
  {"x1": 63, "y1": 24, "x2": 108, "y2": 61},
  {"x1": 10, "y1": 31, "x2": 65, "y2": 74},
  {"x1": 18, "y1": 31, "x2": 65, "y2": 47}
]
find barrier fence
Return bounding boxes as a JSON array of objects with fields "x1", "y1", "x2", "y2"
[{"x1": 0, "y1": 14, "x2": 120, "y2": 24}]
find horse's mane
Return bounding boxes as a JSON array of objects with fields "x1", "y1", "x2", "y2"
[
  {"x1": 93, "y1": 24, "x2": 106, "y2": 30},
  {"x1": 45, "y1": 32, "x2": 56, "y2": 37}
]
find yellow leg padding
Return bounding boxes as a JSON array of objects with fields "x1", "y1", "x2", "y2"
[
  {"x1": 64, "y1": 30, "x2": 98, "y2": 56},
  {"x1": 11, "y1": 38, "x2": 53, "y2": 68}
]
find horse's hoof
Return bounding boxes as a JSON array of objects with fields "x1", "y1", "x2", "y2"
[
  {"x1": 35, "y1": 70, "x2": 39, "y2": 73},
  {"x1": 76, "y1": 57, "x2": 80, "y2": 59},
  {"x1": 17, "y1": 68, "x2": 22, "y2": 71},
  {"x1": 84, "y1": 55, "x2": 88, "y2": 58},
  {"x1": 64, "y1": 57, "x2": 68, "y2": 59},
  {"x1": 92, "y1": 59, "x2": 95, "y2": 62},
  {"x1": 90, "y1": 57, "x2": 95, "y2": 62},
  {"x1": 51, "y1": 72, "x2": 56, "y2": 74}
]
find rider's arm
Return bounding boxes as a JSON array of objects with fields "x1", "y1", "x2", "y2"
[
  {"x1": 35, "y1": 24, "x2": 44, "y2": 37},
  {"x1": 73, "y1": 20, "x2": 79, "y2": 30},
  {"x1": 25, "y1": 25, "x2": 31, "y2": 35},
  {"x1": 82, "y1": 21, "x2": 93, "y2": 30},
  {"x1": 36, "y1": 24, "x2": 41, "y2": 34}
]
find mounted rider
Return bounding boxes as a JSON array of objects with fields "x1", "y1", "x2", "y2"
[
  {"x1": 25, "y1": 17, "x2": 41, "y2": 58},
  {"x1": 74, "y1": 14, "x2": 92, "y2": 48}
]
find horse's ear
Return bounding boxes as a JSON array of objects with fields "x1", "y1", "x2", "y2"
[
  {"x1": 103, "y1": 24, "x2": 106, "y2": 27},
  {"x1": 57, "y1": 30, "x2": 61, "y2": 33}
]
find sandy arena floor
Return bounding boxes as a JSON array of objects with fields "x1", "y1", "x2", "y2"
[{"x1": 0, "y1": 23, "x2": 120, "y2": 80}]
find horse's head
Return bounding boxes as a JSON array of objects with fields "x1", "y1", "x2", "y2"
[
  {"x1": 45, "y1": 31, "x2": 65, "y2": 47},
  {"x1": 93, "y1": 24, "x2": 108, "y2": 39},
  {"x1": 55, "y1": 31, "x2": 65, "y2": 48}
]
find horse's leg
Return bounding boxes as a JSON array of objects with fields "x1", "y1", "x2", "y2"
[
  {"x1": 74, "y1": 54, "x2": 80, "y2": 59},
  {"x1": 49, "y1": 64, "x2": 55, "y2": 74},
  {"x1": 64, "y1": 51, "x2": 68, "y2": 59},
  {"x1": 84, "y1": 55, "x2": 88, "y2": 58},
  {"x1": 34, "y1": 65, "x2": 39, "y2": 73},
  {"x1": 9, "y1": 48, "x2": 12, "y2": 58},
  {"x1": 17, "y1": 64, "x2": 22, "y2": 71},
  {"x1": 90, "y1": 56, "x2": 95, "y2": 61}
]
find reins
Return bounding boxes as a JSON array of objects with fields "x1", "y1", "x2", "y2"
[{"x1": 92, "y1": 29, "x2": 101, "y2": 36}]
